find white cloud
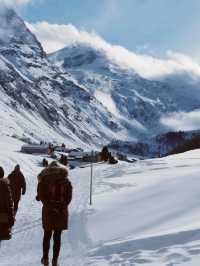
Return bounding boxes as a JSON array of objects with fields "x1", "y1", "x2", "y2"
[
  {"x1": 26, "y1": 22, "x2": 100, "y2": 54},
  {"x1": 161, "y1": 110, "x2": 200, "y2": 131},
  {"x1": 27, "y1": 21, "x2": 200, "y2": 81},
  {"x1": 25, "y1": 20, "x2": 200, "y2": 133}
]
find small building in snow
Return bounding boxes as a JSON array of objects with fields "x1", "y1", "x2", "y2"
[{"x1": 21, "y1": 144, "x2": 49, "y2": 154}]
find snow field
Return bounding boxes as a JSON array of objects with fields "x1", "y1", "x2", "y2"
[
  {"x1": 1, "y1": 137, "x2": 200, "y2": 265},
  {"x1": 87, "y1": 150, "x2": 200, "y2": 265}
]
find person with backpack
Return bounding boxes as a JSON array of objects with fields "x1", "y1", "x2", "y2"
[
  {"x1": 8, "y1": 165, "x2": 26, "y2": 215},
  {"x1": 36, "y1": 161, "x2": 73, "y2": 266},
  {"x1": 0, "y1": 166, "x2": 15, "y2": 241}
]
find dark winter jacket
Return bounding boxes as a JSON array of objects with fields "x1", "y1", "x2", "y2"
[
  {"x1": 8, "y1": 170, "x2": 26, "y2": 203},
  {"x1": 0, "y1": 178, "x2": 15, "y2": 226},
  {"x1": 37, "y1": 162, "x2": 72, "y2": 231}
]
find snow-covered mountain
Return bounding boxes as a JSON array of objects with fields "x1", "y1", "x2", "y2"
[
  {"x1": 0, "y1": 7, "x2": 135, "y2": 147},
  {"x1": 1, "y1": 7, "x2": 200, "y2": 148},
  {"x1": 49, "y1": 44, "x2": 200, "y2": 139}
]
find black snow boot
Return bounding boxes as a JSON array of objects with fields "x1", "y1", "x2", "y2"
[
  {"x1": 41, "y1": 257, "x2": 49, "y2": 266},
  {"x1": 52, "y1": 259, "x2": 59, "y2": 266}
]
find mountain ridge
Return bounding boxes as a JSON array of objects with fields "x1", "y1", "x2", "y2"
[
  {"x1": 0, "y1": 8, "x2": 128, "y2": 147},
  {"x1": 49, "y1": 43, "x2": 200, "y2": 139}
]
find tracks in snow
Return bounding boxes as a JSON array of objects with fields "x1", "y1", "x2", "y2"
[
  {"x1": 89, "y1": 228, "x2": 200, "y2": 265},
  {"x1": 0, "y1": 161, "x2": 97, "y2": 266}
]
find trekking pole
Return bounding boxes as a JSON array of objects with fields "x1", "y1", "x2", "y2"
[{"x1": 89, "y1": 150, "x2": 93, "y2": 205}]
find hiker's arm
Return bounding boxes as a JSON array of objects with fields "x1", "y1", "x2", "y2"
[
  {"x1": 21, "y1": 173, "x2": 26, "y2": 195},
  {"x1": 6, "y1": 184, "x2": 15, "y2": 226},
  {"x1": 36, "y1": 183, "x2": 41, "y2": 201},
  {"x1": 66, "y1": 181, "x2": 73, "y2": 206}
]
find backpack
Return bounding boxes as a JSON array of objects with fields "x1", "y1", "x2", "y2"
[
  {"x1": 47, "y1": 180, "x2": 66, "y2": 204},
  {"x1": 38, "y1": 178, "x2": 72, "y2": 207}
]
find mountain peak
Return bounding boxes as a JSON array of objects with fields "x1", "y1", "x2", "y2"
[
  {"x1": 49, "y1": 42, "x2": 112, "y2": 70},
  {"x1": 0, "y1": 6, "x2": 43, "y2": 51}
]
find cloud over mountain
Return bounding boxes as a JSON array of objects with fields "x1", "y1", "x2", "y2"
[
  {"x1": 161, "y1": 110, "x2": 200, "y2": 131},
  {"x1": 27, "y1": 21, "x2": 200, "y2": 82}
]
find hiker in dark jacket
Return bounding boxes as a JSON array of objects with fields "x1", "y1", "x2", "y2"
[
  {"x1": 8, "y1": 165, "x2": 26, "y2": 215},
  {"x1": 36, "y1": 161, "x2": 72, "y2": 266},
  {"x1": 0, "y1": 166, "x2": 15, "y2": 240},
  {"x1": 42, "y1": 158, "x2": 49, "y2": 168},
  {"x1": 59, "y1": 155, "x2": 68, "y2": 166}
]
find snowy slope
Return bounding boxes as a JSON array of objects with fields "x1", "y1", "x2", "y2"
[
  {"x1": 1, "y1": 138, "x2": 200, "y2": 265},
  {"x1": 49, "y1": 43, "x2": 200, "y2": 139},
  {"x1": 87, "y1": 150, "x2": 200, "y2": 265}
]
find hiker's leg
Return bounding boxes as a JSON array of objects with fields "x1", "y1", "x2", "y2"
[
  {"x1": 43, "y1": 230, "x2": 52, "y2": 260},
  {"x1": 14, "y1": 201, "x2": 19, "y2": 215},
  {"x1": 52, "y1": 231, "x2": 62, "y2": 261},
  {"x1": 0, "y1": 224, "x2": 12, "y2": 240}
]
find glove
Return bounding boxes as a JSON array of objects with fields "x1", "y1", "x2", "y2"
[{"x1": 36, "y1": 195, "x2": 40, "y2": 201}]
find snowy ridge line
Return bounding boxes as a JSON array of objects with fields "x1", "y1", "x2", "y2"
[{"x1": 13, "y1": 218, "x2": 42, "y2": 235}]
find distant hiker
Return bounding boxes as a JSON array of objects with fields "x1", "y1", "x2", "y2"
[
  {"x1": 48, "y1": 143, "x2": 55, "y2": 156},
  {"x1": 63, "y1": 155, "x2": 68, "y2": 166},
  {"x1": 36, "y1": 161, "x2": 73, "y2": 266},
  {"x1": 59, "y1": 155, "x2": 64, "y2": 165},
  {"x1": 42, "y1": 158, "x2": 49, "y2": 168},
  {"x1": 0, "y1": 166, "x2": 15, "y2": 240},
  {"x1": 8, "y1": 165, "x2": 26, "y2": 215},
  {"x1": 61, "y1": 143, "x2": 66, "y2": 152},
  {"x1": 59, "y1": 155, "x2": 68, "y2": 166}
]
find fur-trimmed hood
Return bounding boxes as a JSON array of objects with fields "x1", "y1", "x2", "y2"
[{"x1": 38, "y1": 161, "x2": 68, "y2": 183}]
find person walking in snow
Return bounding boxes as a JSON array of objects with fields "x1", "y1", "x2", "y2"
[
  {"x1": 36, "y1": 161, "x2": 72, "y2": 266},
  {"x1": 42, "y1": 158, "x2": 49, "y2": 168},
  {"x1": 0, "y1": 166, "x2": 15, "y2": 241},
  {"x1": 59, "y1": 155, "x2": 68, "y2": 166},
  {"x1": 8, "y1": 165, "x2": 26, "y2": 215}
]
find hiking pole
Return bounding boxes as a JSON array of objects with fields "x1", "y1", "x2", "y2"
[{"x1": 89, "y1": 150, "x2": 93, "y2": 205}]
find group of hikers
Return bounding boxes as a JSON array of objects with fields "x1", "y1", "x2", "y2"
[{"x1": 0, "y1": 160, "x2": 73, "y2": 266}]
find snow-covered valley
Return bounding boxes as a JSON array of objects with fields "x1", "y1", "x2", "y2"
[{"x1": 1, "y1": 137, "x2": 200, "y2": 265}]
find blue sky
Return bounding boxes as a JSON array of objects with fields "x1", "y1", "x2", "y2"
[{"x1": 17, "y1": 0, "x2": 200, "y2": 59}]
